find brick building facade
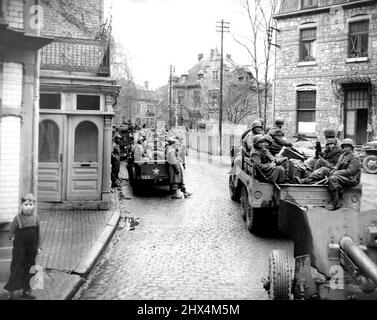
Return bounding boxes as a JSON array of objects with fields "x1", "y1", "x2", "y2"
[
  {"x1": 0, "y1": 0, "x2": 52, "y2": 280},
  {"x1": 273, "y1": 0, "x2": 377, "y2": 144}
]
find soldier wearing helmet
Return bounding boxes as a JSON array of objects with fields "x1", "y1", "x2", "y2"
[
  {"x1": 242, "y1": 120, "x2": 264, "y2": 152},
  {"x1": 249, "y1": 134, "x2": 287, "y2": 184},
  {"x1": 266, "y1": 117, "x2": 293, "y2": 155},
  {"x1": 296, "y1": 138, "x2": 360, "y2": 210}
]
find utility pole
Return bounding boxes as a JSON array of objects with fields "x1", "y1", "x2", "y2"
[
  {"x1": 168, "y1": 65, "x2": 174, "y2": 130},
  {"x1": 216, "y1": 20, "x2": 230, "y2": 156}
]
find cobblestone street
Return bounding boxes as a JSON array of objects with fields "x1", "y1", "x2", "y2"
[{"x1": 77, "y1": 153, "x2": 293, "y2": 300}]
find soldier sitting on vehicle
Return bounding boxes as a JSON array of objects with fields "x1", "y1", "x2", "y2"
[
  {"x1": 295, "y1": 139, "x2": 361, "y2": 210},
  {"x1": 242, "y1": 120, "x2": 265, "y2": 154},
  {"x1": 266, "y1": 118, "x2": 293, "y2": 156},
  {"x1": 295, "y1": 138, "x2": 343, "y2": 184},
  {"x1": 133, "y1": 137, "x2": 148, "y2": 162},
  {"x1": 166, "y1": 138, "x2": 192, "y2": 199},
  {"x1": 250, "y1": 134, "x2": 288, "y2": 184}
]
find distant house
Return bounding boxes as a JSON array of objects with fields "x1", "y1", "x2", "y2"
[
  {"x1": 172, "y1": 49, "x2": 262, "y2": 128},
  {"x1": 273, "y1": 0, "x2": 377, "y2": 144}
]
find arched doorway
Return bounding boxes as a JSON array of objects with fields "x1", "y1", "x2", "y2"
[{"x1": 67, "y1": 117, "x2": 103, "y2": 200}]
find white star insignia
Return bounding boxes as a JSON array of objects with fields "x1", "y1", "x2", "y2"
[{"x1": 152, "y1": 168, "x2": 160, "y2": 175}]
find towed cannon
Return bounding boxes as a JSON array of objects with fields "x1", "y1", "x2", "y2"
[{"x1": 262, "y1": 200, "x2": 377, "y2": 300}]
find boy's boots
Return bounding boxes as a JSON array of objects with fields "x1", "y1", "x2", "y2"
[{"x1": 171, "y1": 190, "x2": 183, "y2": 199}]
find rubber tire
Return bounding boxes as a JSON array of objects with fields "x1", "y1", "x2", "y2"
[
  {"x1": 131, "y1": 167, "x2": 141, "y2": 195},
  {"x1": 240, "y1": 185, "x2": 249, "y2": 221},
  {"x1": 363, "y1": 155, "x2": 377, "y2": 174},
  {"x1": 268, "y1": 250, "x2": 291, "y2": 300},
  {"x1": 229, "y1": 175, "x2": 241, "y2": 202}
]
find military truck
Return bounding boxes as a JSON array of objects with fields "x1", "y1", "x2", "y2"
[
  {"x1": 229, "y1": 147, "x2": 362, "y2": 235},
  {"x1": 127, "y1": 135, "x2": 170, "y2": 195}
]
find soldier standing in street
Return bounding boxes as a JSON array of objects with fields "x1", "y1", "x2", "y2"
[
  {"x1": 166, "y1": 138, "x2": 192, "y2": 199},
  {"x1": 177, "y1": 136, "x2": 188, "y2": 169}
]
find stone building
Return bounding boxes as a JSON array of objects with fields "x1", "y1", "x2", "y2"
[
  {"x1": 172, "y1": 49, "x2": 261, "y2": 129},
  {"x1": 37, "y1": 0, "x2": 119, "y2": 209},
  {"x1": 273, "y1": 0, "x2": 377, "y2": 144},
  {"x1": 113, "y1": 81, "x2": 158, "y2": 128},
  {"x1": 0, "y1": 0, "x2": 52, "y2": 280}
]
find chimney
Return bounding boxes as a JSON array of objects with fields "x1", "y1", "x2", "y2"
[
  {"x1": 226, "y1": 54, "x2": 231, "y2": 60},
  {"x1": 198, "y1": 54, "x2": 204, "y2": 62},
  {"x1": 144, "y1": 81, "x2": 149, "y2": 90}
]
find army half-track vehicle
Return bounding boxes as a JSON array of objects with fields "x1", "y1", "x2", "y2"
[{"x1": 229, "y1": 146, "x2": 377, "y2": 299}]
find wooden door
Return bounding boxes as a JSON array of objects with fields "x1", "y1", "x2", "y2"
[
  {"x1": 38, "y1": 115, "x2": 64, "y2": 201},
  {"x1": 67, "y1": 116, "x2": 103, "y2": 200}
]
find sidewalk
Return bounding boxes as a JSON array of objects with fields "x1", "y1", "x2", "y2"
[{"x1": 0, "y1": 190, "x2": 121, "y2": 300}]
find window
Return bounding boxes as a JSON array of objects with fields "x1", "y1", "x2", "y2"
[
  {"x1": 297, "y1": 90, "x2": 316, "y2": 133},
  {"x1": 194, "y1": 91, "x2": 201, "y2": 106},
  {"x1": 40, "y1": 94, "x2": 61, "y2": 110},
  {"x1": 197, "y1": 71, "x2": 204, "y2": 80},
  {"x1": 74, "y1": 121, "x2": 98, "y2": 162},
  {"x1": 208, "y1": 90, "x2": 219, "y2": 105},
  {"x1": 77, "y1": 95, "x2": 100, "y2": 111},
  {"x1": 299, "y1": 28, "x2": 316, "y2": 61},
  {"x1": 39, "y1": 120, "x2": 59, "y2": 163},
  {"x1": 177, "y1": 91, "x2": 185, "y2": 105},
  {"x1": 348, "y1": 20, "x2": 369, "y2": 58},
  {"x1": 301, "y1": 0, "x2": 318, "y2": 9},
  {"x1": 0, "y1": 0, "x2": 6, "y2": 18},
  {"x1": 212, "y1": 70, "x2": 219, "y2": 81}
]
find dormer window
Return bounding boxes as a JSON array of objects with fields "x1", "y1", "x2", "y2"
[{"x1": 197, "y1": 70, "x2": 204, "y2": 81}]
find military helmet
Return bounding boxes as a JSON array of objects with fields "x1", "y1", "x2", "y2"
[
  {"x1": 253, "y1": 134, "x2": 266, "y2": 146},
  {"x1": 275, "y1": 117, "x2": 285, "y2": 126},
  {"x1": 251, "y1": 120, "x2": 263, "y2": 130},
  {"x1": 324, "y1": 128, "x2": 336, "y2": 138},
  {"x1": 264, "y1": 134, "x2": 273, "y2": 145},
  {"x1": 341, "y1": 138, "x2": 355, "y2": 149}
]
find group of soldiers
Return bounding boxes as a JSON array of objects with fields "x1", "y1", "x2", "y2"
[
  {"x1": 238, "y1": 118, "x2": 361, "y2": 210},
  {"x1": 121, "y1": 127, "x2": 192, "y2": 200}
]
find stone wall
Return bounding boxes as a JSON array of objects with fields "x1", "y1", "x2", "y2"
[{"x1": 274, "y1": 2, "x2": 377, "y2": 142}]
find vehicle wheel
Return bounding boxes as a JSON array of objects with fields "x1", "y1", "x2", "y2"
[
  {"x1": 363, "y1": 155, "x2": 377, "y2": 174},
  {"x1": 266, "y1": 250, "x2": 292, "y2": 300},
  {"x1": 229, "y1": 175, "x2": 240, "y2": 202},
  {"x1": 240, "y1": 185, "x2": 249, "y2": 221}
]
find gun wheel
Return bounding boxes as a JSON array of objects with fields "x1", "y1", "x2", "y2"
[{"x1": 267, "y1": 250, "x2": 291, "y2": 300}]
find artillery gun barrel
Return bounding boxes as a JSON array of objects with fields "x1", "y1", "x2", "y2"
[{"x1": 340, "y1": 237, "x2": 377, "y2": 285}]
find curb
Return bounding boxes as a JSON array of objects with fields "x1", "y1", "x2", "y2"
[{"x1": 73, "y1": 209, "x2": 120, "y2": 277}]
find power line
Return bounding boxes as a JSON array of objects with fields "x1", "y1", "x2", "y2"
[{"x1": 216, "y1": 19, "x2": 230, "y2": 157}]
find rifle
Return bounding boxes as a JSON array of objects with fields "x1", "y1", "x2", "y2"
[
  {"x1": 315, "y1": 140, "x2": 322, "y2": 159},
  {"x1": 254, "y1": 165, "x2": 281, "y2": 191}
]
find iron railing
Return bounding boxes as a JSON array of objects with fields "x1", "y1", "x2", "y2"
[{"x1": 40, "y1": 37, "x2": 110, "y2": 76}]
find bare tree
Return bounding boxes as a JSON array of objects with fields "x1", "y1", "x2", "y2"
[{"x1": 233, "y1": 0, "x2": 279, "y2": 126}]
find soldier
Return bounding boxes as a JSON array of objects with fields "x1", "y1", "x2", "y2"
[
  {"x1": 242, "y1": 120, "x2": 264, "y2": 153},
  {"x1": 295, "y1": 138, "x2": 343, "y2": 185},
  {"x1": 250, "y1": 134, "x2": 287, "y2": 184},
  {"x1": 133, "y1": 137, "x2": 148, "y2": 162},
  {"x1": 266, "y1": 118, "x2": 293, "y2": 156},
  {"x1": 313, "y1": 138, "x2": 343, "y2": 171},
  {"x1": 166, "y1": 138, "x2": 192, "y2": 199},
  {"x1": 177, "y1": 136, "x2": 188, "y2": 169},
  {"x1": 327, "y1": 138, "x2": 361, "y2": 210}
]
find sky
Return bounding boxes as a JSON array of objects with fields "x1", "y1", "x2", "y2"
[{"x1": 105, "y1": 0, "x2": 259, "y2": 90}]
